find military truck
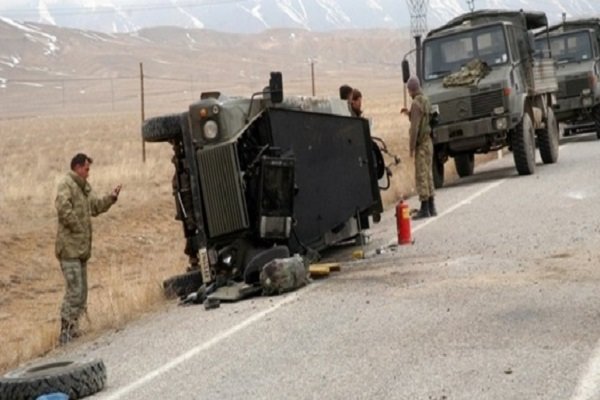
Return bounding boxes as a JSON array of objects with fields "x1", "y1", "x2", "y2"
[
  {"x1": 143, "y1": 73, "x2": 392, "y2": 300},
  {"x1": 535, "y1": 18, "x2": 600, "y2": 138},
  {"x1": 403, "y1": 10, "x2": 559, "y2": 187}
]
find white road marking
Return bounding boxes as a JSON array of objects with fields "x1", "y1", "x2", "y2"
[
  {"x1": 412, "y1": 179, "x2": 507, "y2": 233},
  {"x1": 570, "y1": 339, "x2": 600, "y2": 400},
  {"x1": 99, "y1": 286, "x2": 318, "y2": 400}
]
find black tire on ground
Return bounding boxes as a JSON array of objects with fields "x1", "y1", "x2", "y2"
[
  {"x1": 163, "y1": 270, "x2": 202, "y2": 298},
  {"x1": 593, "y1": 106, "x2": 600, "y2": 140},
  {"x1": 454, "y1": 153, "x2": 475, "y2": 177},
  {"x1": 0, "y1": 359, "x2": 106, "y2": 400},
  {"x1": 512, "y1": 112, "x2": 536, "y2": 175},
  {"x1": 432, "y1": 151, "x2": 444, "y2": 189},
  {"x1": 538, "y1": 108, "x2": 559, "y2": 164},
  {"x1": 142, "y1": 114, "x2": 184, "y2": 143}
]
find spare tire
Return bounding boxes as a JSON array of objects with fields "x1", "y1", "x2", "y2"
[
  {"x1": 0, "y1": 358, "x2": 106, "y2": 400},
  {"x1": 142, "y1": 113, "x2": 184, "y2": 143}
]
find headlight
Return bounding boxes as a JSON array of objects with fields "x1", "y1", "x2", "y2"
[
  {"x1": 495, "y1": 117, "x2": 508, "y2": 130},
  {"x1": 203, "y1": 120, "x2": 218, "y2": 140},
  {"x1": 582, "y1": 97, "x2": 593, "y2": 107},
  {"x1": 582, "y1": 88, "x2": 592, "y2": 96},
  {"x1": 493, "y1": 106, "x2": 505, "y2": 115}
]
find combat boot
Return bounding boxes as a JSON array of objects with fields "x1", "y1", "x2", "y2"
[
  {"x1": 70, "y1": 318, "x2": 82, "y2": 338},
  {"x1": 412, "y1": 201, "x2": 431, "y2": 220},
  {"x1": 428, "y1": 197, "x2": 437, "y2": 217},
  {"x1": 59, "y1": 319, "x2": 73, "y2": 345}
]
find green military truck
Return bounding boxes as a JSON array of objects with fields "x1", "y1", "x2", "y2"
[
  {"x1": 403, "y1": 10, "x2": 559, "y2": 187},
  {"x1": 535, "y1": 18, "x2": 600, "y2": 138}
]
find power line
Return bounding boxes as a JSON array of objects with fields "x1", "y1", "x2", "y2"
[{"x1": 0, "y1": 0, "x2": 246, "y2": 17}]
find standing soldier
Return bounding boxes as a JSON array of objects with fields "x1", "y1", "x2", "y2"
[
  {"x1": 55, "y1": 153, "x2": 121, "y2": 345},
  {"x1": 401, "y1": 76, "x2": 436, "y2": 219}
]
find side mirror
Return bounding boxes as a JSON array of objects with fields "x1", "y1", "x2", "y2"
[
  {"x1": 402, "y1": 60, "x2": 411, "y2": 83},
  {"x1": 527, "y1": 31, "x2": 536, "y2": 55},
  {"x1": 269, "y1": 72, "x2": 283, "y2": 103}
]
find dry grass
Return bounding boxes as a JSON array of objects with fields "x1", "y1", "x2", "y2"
[{"x1": 0, "y1": 84, "x2": 420, "y2": 374}]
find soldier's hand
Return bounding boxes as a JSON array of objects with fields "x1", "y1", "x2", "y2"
[
  {"x1": 400, "y1": 107, "x2": 409, "y2": 116},
  {"x1": 111, "y1": 184, "x2": 122, "y2": 200}
]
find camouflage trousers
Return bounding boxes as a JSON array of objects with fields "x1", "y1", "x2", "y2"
[
  {"x1": 415, "y1": 139, "x2": 434, "y2": 201},
  {"x1": 60, "y1": 259, "x2": 88, "y2": 324}
]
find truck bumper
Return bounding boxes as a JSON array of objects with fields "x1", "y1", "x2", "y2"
[
  {"x1": 434, "y1": 115, "x2": 508, "y2": 153},
  {"x1": 553, "y1": 96, "x2": 595, "y2": 122}
]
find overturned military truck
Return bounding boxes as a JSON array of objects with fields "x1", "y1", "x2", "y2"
[
  {"x1": 535, "y1": 18, "x2": 600, "y2": 138},
  {"x1": 403, "y1": 10, "x2": 560, "y2": 187},
  {"x1": 143, "y1": 73, "x2": 392, "y2": 301}
]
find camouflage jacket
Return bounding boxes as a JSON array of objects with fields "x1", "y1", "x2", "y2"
[
  {"x1": 55, "y1": 171, "x2": 116, "y2": 261},
  {"x1": 409, "y1": 92, "x2": 432, "y2": 153}
]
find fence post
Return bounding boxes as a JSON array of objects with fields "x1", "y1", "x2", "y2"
[
  {"x1": 140, "y1": 62, "x2": 146, "y2": 163},
  {"x1": 110, "y1": 78, "x2": 115, "y2": 111}
]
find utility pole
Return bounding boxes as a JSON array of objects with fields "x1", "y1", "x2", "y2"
[
  {"x1": 466, "y1": 0, "x2": 475, "y2": 12},
  {"x1": 309, "y1": 58, "x2": 316, "y2": 96},
  {"x1": 140, "y1": 62, "x2": 146, "y2": 163}
]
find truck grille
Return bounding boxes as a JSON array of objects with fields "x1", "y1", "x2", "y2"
[
  {"x1": 196, "y1": 143, "x2": 249, "y2": 238},
  {"x1": 471, "y1": 90, "x2": 504, "y2": 117},
  {"x1": 438, "y1": 90, "x2": 503, "y2": 124},
  {"x1": 558, "y1": 78, "x2": 589, "y2": 98}
]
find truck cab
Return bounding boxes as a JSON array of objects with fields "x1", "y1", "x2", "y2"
[{"x1": 535, "y1": 19, "x2": 600, "y2": 138}]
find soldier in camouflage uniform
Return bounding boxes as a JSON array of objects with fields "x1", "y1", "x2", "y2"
[
  {"x1": 402, "y1": 76, "x2": 437, "y2": 219},
  {"x1": 55, "y1": 153, "x2": 121, "y2": 345}
]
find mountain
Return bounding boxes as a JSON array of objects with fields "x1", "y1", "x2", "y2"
[{"x1": 0, "y1": 0, "x2": 599, "y2": 34}]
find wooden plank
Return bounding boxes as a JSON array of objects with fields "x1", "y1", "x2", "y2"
[{"x1": 309, "y1": 265, "x2": 331, "y2": 278}]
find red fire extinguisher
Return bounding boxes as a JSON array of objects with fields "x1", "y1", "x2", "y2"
[{"x1": 396, "y1": 200, "x2": 412, "y2": 245}]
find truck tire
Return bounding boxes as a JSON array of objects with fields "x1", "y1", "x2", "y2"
[
  {"x1": 454, "y1": 153, "x2": 474, "y2": 177},
  {"x1": 512, "y1": 113, "x2": 536, "y2": 175},
  {"x1": 593, "y1": 106, "x2": 600, "y2": 140},
  {"x1": 538, "y1": 108, "x2": 559, "y2": 164},
  {"x1": 163, "y1": 270, "x2": 202, "y2": 298},
  {"x1": 432, "y1": 151, "x2": 444, "y2": 188},
  {"x1": 142, "y1": 114, "x2": 184, "y2": 143},
  {"x1": 0, "y1": 359, "x2": 106, "y2": 400}
]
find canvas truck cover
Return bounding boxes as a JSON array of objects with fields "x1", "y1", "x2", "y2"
[{"x1": 427, "y1": 10, "x2": 548, "y2": 38}]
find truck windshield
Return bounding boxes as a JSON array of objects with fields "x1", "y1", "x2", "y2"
[
  {"x1": 424, "y1": 25, "x2": 508, "y2": 81},
  {"x1": 535, "y1": 31, "x2": 593, "y2": 63}
]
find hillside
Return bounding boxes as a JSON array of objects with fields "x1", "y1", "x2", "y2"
[{"x1": 0, "y1": 18, "x2": 410, "y2": 118}]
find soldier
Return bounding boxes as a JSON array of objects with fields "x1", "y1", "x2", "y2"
[
  {"x1": 55, "y1": 153, "x2": 121, "y2": 345},
  {"x1": 339, "y1": 84, "x2": 353, "y2": 101},
  {"x1": 401, "y1": 76, "x2": 436, "y2": 219},
  {"x1": 350, "y1": 88, "x2": 363, "y2": 117}
]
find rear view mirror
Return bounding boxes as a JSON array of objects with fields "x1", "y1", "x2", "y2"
[
  {"x1": 402, "y1": 60, "x2": 411, "y2": 83},
  {"x1": 269, "y1": 72, "x2": 283, "y2": 103}
]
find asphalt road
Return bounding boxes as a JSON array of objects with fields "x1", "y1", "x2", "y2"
[{"x1": 54, "y1": 132, "x2": 600, "y2": 400}]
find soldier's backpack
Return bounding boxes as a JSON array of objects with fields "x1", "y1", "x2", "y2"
[{"x1": 260, "y1": 254, "x2": 309, "y2": 295}]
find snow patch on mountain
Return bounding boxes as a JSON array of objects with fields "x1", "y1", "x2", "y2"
[{"x1": 0, "y1": 17, "x2": 59, "y2": 55}]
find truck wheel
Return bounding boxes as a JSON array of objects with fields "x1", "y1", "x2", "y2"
[
  {"x1": 593, "y1": 107, "x2": 600, "y2": 140},
  {"x1": 0, "y1": 359, "x2": 106, "y2": 400},
  {"x1": 432, "y1": 150, "x2": 444, "y2": 188},
  {"x1": 538, "y1": 108, "x2": 559, "y2": 164},
  {"x1": 163, "y1": 270, "x2": 202, "y2": 298},
  {"x1": 142, "y1": 114, "x2": 184, "y2": 142},
  {"x1": 512, "y1": 113, "x2": 536, "y2": 175},
  {"x1": 454, "y1": 153, "x2": 475, "y2": 177}
]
